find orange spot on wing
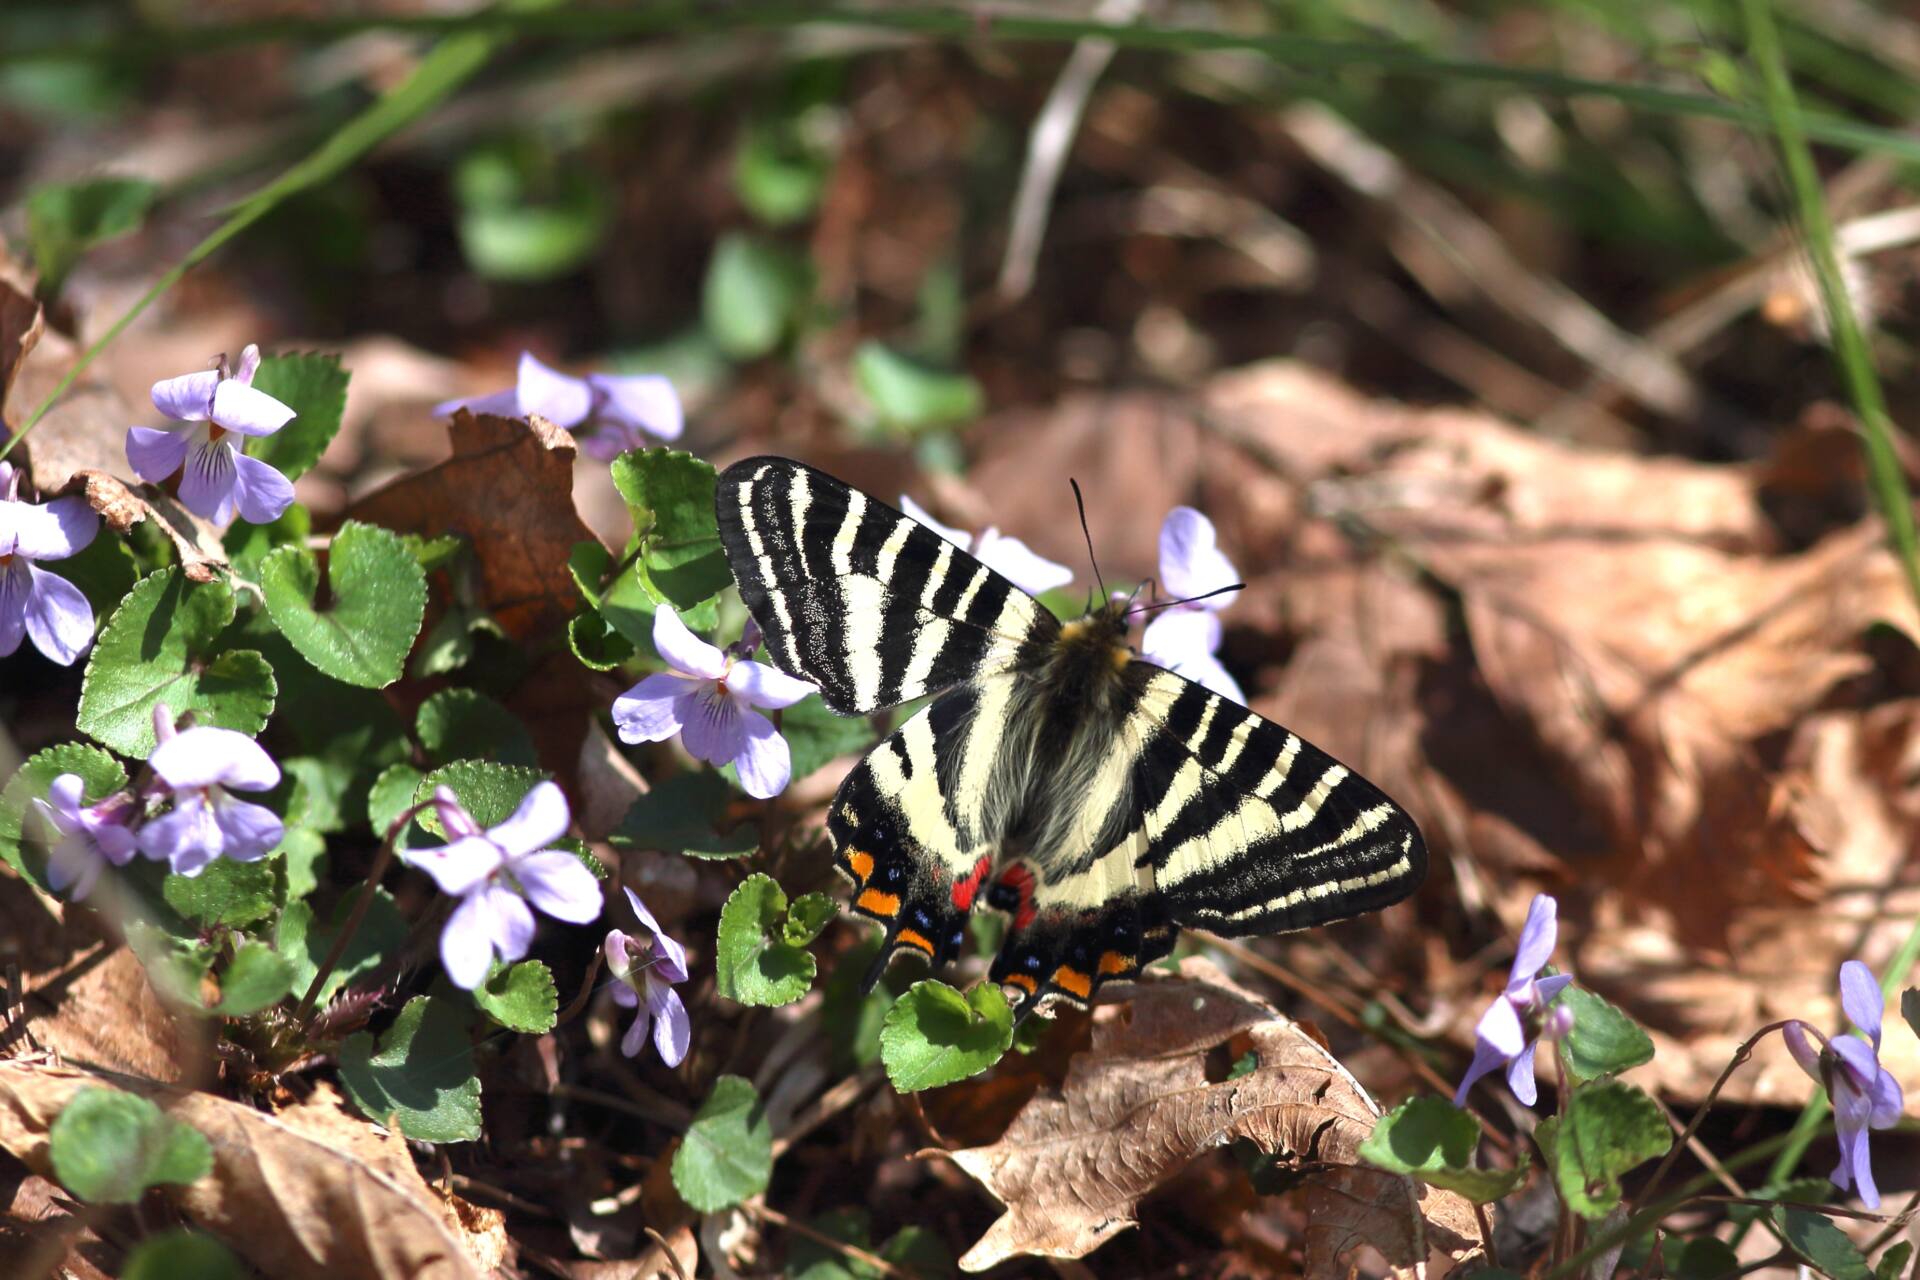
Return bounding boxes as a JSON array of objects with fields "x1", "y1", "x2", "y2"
[
  {"x1": 895, "y1": 929, "x2": 935, "y2": 955},
  {"x1": 856, "y1": 888, "x2": 901, "y2": 917},
  {"x1": 1051, "y1": 966, "x2": 1093, "y2": 1000},
  {"x1": 1098, "y1": 951, "x2": 1132, "y2": 976},
  {"x1": 1004, "y1": 973, "x2": 1038, "y2": 996},
  {"x1": 846, "y1": 850, "x2": 874, "y2": 882}
]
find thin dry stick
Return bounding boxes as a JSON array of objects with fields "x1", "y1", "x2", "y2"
[
  {"x1": 1863, "y1": 1189, "x2": 1920, "y2": 1255},
  {"x1": 293, "y1": 801, "x2": 429, "y2": 1025},
  {"x1": 771, "y1": 1067, "x2": 881, "y2": 1158},
  {"x1": 996, "y1": 0, "x2": 1144, "y2": 302},
  {"x1": 551, "y1": 1080, "x2": 691, "y2": 1130},
  {"x1": 752, "y1": 1202, "x2": 922, "y2": 1280},
  {"x1": 644, "y1": 1226, "x2": 692, "y2": 1280},
  {"x1": 1649, "y1": 1091, "x2": 1747, "y2": 1199}
]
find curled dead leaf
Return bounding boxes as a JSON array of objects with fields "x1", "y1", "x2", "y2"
[
  {"x1": 0, "y1": 1061, "x2": 490, "y2": 1280},
  {"x1": 346, "y1": 410, "x2": 602, "y2": 643},
  {"x1": 942, "y1": 957, "x2": 1481, "y2": 1274}
]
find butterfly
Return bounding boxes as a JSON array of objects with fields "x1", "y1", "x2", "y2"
[{"x1": 715, "y1": 457, "x2": 1427, "y2": 1015}]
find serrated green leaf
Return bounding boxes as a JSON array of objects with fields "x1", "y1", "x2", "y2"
[
  {"x1": 163, "y1": 856, "x2": 279, "y2": 927},
  {"x1": 612, "y1": 770, "x2": 758, "y2": 859},
  {"x1": 717, "y1": 873, "x2": 816, "y2": 1006},
  {"x1": 1550, "y1": 1080, "x2": 1671, "y2": 1218},
  {"x1": 248, "y1": 353, "x2": 348, "y2": 481},
  {"x1": 1671, "y1": 1237, "x2": 1740, "y2": 1280},
  {"x1": 879, "y1": 981, "x2": 1013, "y2": 1092},
  {"x1": 853, "y1": 342, "x2": 984, "y2": 433},
  {"x1": 416, "y1": 688, "x2": 536, "y2": 767},
  {"x1": 26, "y1": 175, "x2": 155, "y2": 290},
  {"x1": 784, "y1": 892, "x2": 837, "y2": 947},
  {"x1": 49, "y1": 1087, "x2": 211, "y2": 1203},
  {"x1": 611, "y1": 447, "x2": 732, "y2": 612},
  {"x1": 570, "y1": 540, "x2": 658, "y2": 651},
  {"x1": 368, "y1": 763, "x2": 426, "y2": 844},
  {"x1": 77, "y1": 569, "x2": 277, "y2": 756},
  {"x1": 0, "y1": 743, "x2": 126, "y2": 888},
  {"x1": 260, "y1": 521, "x2": 427, "y2": 688},
  {"x1": 1777, "y1": 1207, "x2": 1873, "y2": 1280},
  {"x1": 1557, "y1": 984, "x2": 1655, "y2": 1083},
  {"x1": 782, "y1": 696, "x2": 876, "y2": 784},
  {"x1": 567, "y1": 611, "x2": 636, "y2": 670},
  {"x1": 472, "y1": 959, "x2": 558, "y2": 1033},
  {"x1": 277, "y1": 827, "x2": 326, "y2": 902},
  {"x1": 415, "y1": 760, "x2": 549, "y2": 833},
  {"x1": 670, "y1": 1074, "x2": 773, "y2": 1212},
  {"x1": 701, "y1": 231, "x2": 809, "y2": 359},
  {"x1": 213, "y1": 941, "x2": 295, "y2": 1016},
  {"x1": 276, "y1": 887, "x2": 406, "y2": 1006},
  {"x1": 339, "y1": 995, "x2": 482, "y2": 1142},
  {"x1": 122, "y1": 1229, "x2": 245, "y2": 1280},
  {"x1": 1358, "y1": 1096, "x2": 1529, "y2": 1203},
  {"x1": 276, "y1": 755, "x2": 350, "y2": 834}
]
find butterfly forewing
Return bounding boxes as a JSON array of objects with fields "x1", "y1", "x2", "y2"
[
  {"x1": 715, "y1": 457, "x2": 1057, "y2": 714},
  {"x1": 713, "y1": 456, "x2": 1427, "y2": 1014}
]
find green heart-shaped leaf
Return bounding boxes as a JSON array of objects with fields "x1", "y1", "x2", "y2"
[
  {"x1": 248, "y1": 352, "x2": 348, "y2": 482},
  {"x1": 49, "y1": 1088, "x2": 211, "y2": 1204},
  {"x1": 78, "y1": 569, "x2": 277, "y2": 756},
  {"x1": 717, "y1": 873, "x2": 816, "y2": 1007},
  {"x1": 879, "y1": 980, "x2": 1014, "y2": 1092},
  {"x1": 261, "y1": 521, "x2": 427, "y2": 688},
  {"x1": 1358, "y1": 1095, "x2": 1529, "y2": 1203},
  {"x1": 473, "y1": 959, "x2": 558, "y2": 1034},
  {"x1": 339, "y1": 995, "x2": 482, "y2": 1143},
  {"x1": 670, "y1": 1075, "x2": 773, "y2": 1212}
]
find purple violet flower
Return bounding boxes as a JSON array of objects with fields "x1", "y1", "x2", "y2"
[
  {"x1": 434, "y1": 351, "x2": 683, "y2": 461},
  {"x1": 897, "y1": 494, "x2": 1074, "y2": 597},
  {"x1": 30, "y1": 774, "x2": 137, "y2": 901},
  {"x1": 137, "y1": 713, "x2": 285, "y2": 877},
  {"x1": 126, "y1": 345, "x2": 297, "y2": 525},
  {"x1": 404, "y1": 783, "x2": 603, "y2": 991},
  {"x1": 1453, "y1": 893, "x2": 1574, "y2": 1108},
  {"x1": 1784, "y1": 961, "x2": 1905, "y2": 1208},
  {"x1": 0, "y1": 460, "x2": 99, "y2": 666},
  {"x1": 607, "y1": 886, "x2": 691, "y2": 1066},
  {"x1": 1141, "y1": 506, "x2": 1244, "y2": 705},
  {"x1": 611, "y1": 606, "x2": 817, "y2": 800}
]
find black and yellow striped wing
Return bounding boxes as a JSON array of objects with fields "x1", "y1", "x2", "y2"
[
  {"x1": 715, "y1": 456, "x2": 1058, "y2": 715},
  {"x1": 714, "y1": 456, "x2": 1427, "y2": 1015}
]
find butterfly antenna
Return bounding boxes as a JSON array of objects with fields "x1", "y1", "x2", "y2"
[
  {"x1": 1128, "y1": 580, "x2": 1246, "y2": 616},
  {"x1": 1069, "y1": 478, "x2": 1108, "y2": 608}
]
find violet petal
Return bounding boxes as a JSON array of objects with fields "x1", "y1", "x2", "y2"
[
  {"x1": 149, "y1": 726, "x2": 279, "y2": 791},
  {"x1": 406, "y1": 835, "x2": 505, "y2": 897},
  {"x1": 177, "y1": 436, "x2": 238, "y2": 523},
  {"x1": 1157, "y1": 506, "x2": 1238, "y2": 603},
  {"x1": 1505, "y1": 1040, "x2": 1541, "y2": 1107},
  {"x1": 974, "y1": 528, "x2": 1074, "y2": 596},
  {"x1": 150, "y1": 369, "x2": 219, "y2": 422},
  {"x1": 726, "y1": 658, "x2": 815, "y2": 710},
  {"x1": 12, "y1": 496, "x2": 99, "y2": 561},
  {"x1": 125, "y1": 425, "x2": 191, "y2": 484},
  {"x1": 515, "y1": 352, "x2": 594, "y2": 428},
  {"x1": 229, "y1": 452, "x2": 296, "y2": 525},
  {"x1": 22, "y1": 564, "x2": 94, "y2": 666},
  {"x1": 648, "y1": 979, "x2": 691, "y2": 1067},
  {"x1": 211, "y1": 379, "x2": 295, "y2": 436},
  {"x1": 591, "y1": 372, "x2": 683, "y2": 441},
  {"x1": 1839, "y1": 960, "x2": 1884, "y2": 1048},
  {"x1": 487, "y1": 781, "x2": 571, "y2": 859},
  {"x1": 652, "y1": 606, "x2": 729, "y2": 679},
  {"x1": 1509, "y1": 894, "x2": 1559, "y2": 987},
  {"x1": 612, "y1": 672, "x2": 696, "y2": 744},
  {"x1": 210, "y1": 792, "x2": 284, "y2": 861},
  {"x1": 513, "y1": 849, "x2": 602, "y2": 924},
  {"x1": 441, "y1": 893, "x2": 499, "y2": 990},
  {"x1": 732, "y1": 708, "x2": 792, "y2": 800},
  {"x1": 678, "y1": 687, "x2": 745, "y2": 767}
]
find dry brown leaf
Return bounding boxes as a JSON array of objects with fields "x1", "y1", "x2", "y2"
[
  {"x1": 562, "y1": 1225, "x2": 699, "y2": 1280},
  {"x1": 944, "y1": 956, "x2": 1481, "y2": 1274},
  {"x1": 346, "y1": 410, "x2": 601, "y2": 642},
  {"x1": 0, "y1": 886, "x2": 184, "y2": 1081},
  {"x1": 0, "y1": 1061, "x2": 489, "y2": 1280}
]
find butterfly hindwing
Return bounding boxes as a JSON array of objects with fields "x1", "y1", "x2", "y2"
[{"x1": 715, "y1": 457, "x2": 1058, "y2": 714}]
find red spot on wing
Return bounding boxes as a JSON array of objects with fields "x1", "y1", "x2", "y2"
[
  {"x1": 998, "y1": 864, "x2": 1037, "y2": 930},
  {"x1": 951, "y1": 856, "x2": 992, "y2": 911}
]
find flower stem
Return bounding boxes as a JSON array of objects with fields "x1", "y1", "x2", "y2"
[
  {"x1": 292, "y1": 800, "x2": 426, "y2": 1028},
  {"x1": 1636, "y1": 1020, "x2": 1798, "y2": 1207}
]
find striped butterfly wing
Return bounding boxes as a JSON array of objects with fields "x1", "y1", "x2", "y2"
[
  {"x1": 715, "y1": 456, "x2": 1059, "y2": 715},
  {"x1": 984, "y1": 664, "x2": 1427, "y2": 1011}
]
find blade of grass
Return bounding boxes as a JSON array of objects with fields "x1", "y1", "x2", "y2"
[
  {"x1": 1731, "y1": 0, "x2": 1920, "y2": 1233},
  {"x1": 1, "y1": 24, "x2": 504, "y2": 457},
  {"x1": 8, "y1": 6, "x2": 1920, "y2": 168}
]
